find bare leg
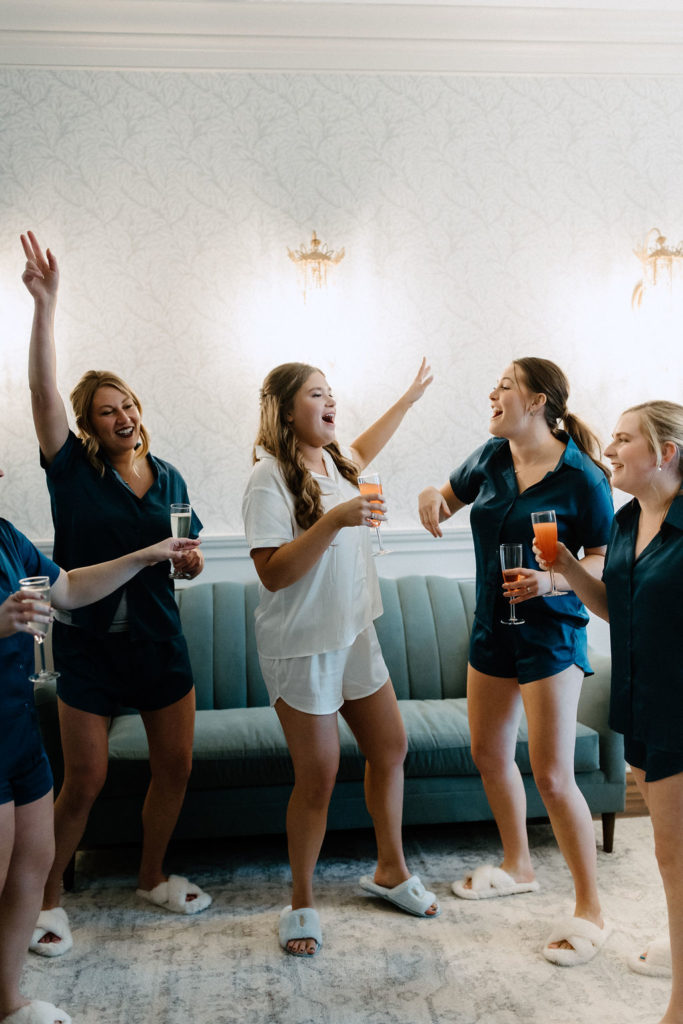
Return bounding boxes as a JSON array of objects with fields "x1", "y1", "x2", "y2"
[
  {"x1": 42, "y1": 701, "x2": 109, "y2": 915},
  {"x1": 523, "y1": 667, "x2": 603, "y2": 948},
  {"x1": 636, "y1": 768, "x2": 683, "y2": 1024},
  {"x1": 275, "y1": 700, "x2": 340, "y2": 956},
  {"x1": 467, "y1": 666, "x2": 535, "y2": 883},
  {"x1": 0, "y1": 792, "x2": 55, "y2": 1019},
  {"x1": 137, "y1": 690, "x2": 195, "y2": 893},
  {"x1": 340, "y1": 680, "x2": 437, "y2": 915}
]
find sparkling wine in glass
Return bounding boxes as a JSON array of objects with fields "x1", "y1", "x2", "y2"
[
  {"x1": 357, "y1": 473, "x2": 391, "y2": 556},
  {"x1": 499, "y1": 545, "x2": 525, "y2": 625},
  {"x1": 531, "y1": 509, "x2": 567, "y2": 596},
  {"x1": 18, "y1": 576, "x2": 60, "y2": 683},
  {"x1": 169, "y1": 503, "x2": 192, "y2": 579}
]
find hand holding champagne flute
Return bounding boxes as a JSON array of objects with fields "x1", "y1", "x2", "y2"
[
  {"x1": 499, "y1": 544, "x2": 525, "y2": 625},
  {"x1": 18, "y1": 575, "x2": 60, "y2": 683},
  {"x1": 18, "y1": 576, "x2": 51, "y2": 643},
  {"x1": 169, "y1": 503, "x2": 193, "y2": 579},
  {"x1": 357, "y1": 472, "x2": 391, "y2": 556},
  {"x1": 530, "y1": 509, "x2": 567, "y2": 596}
]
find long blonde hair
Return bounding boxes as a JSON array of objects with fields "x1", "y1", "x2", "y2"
[
  {"x1": 70, "y1": 370, "x2": 150, "y2": 475},
  {"x1": 513, "y1": 357, "x2": 610, "y2": 480},
  {"x1": 624, "y1": 400, "x2": 683, "y2": 482},
  {"x1": 254, "y1": 362, "x2": 358, "y2": 530}
]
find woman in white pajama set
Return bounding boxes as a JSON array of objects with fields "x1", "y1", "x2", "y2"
[{"x1": 242, "y1": 359, "x2": 438, "y2": 957}]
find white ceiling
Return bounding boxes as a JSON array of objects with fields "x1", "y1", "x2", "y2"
[{"x1": 2, "y1": 1, "x2": 683, "y2": 73}]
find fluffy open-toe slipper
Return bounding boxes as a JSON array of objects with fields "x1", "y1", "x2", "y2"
[
  {"x1": 628, "y1": 936, "x2": 671, "y2": 977},
  {"x1": 452, "y1": 864, "x2": 540, "y2": 901},
  {"x1": 29, "y1": 907, "x2": 73, "y2": 958},
  {"x1": 4, "y1": 1000, "x2": 72, "y2": 1024},
  {"x1": 278, "y1": 905, "x2": 322, "y2": 957},
  {"x1": 136, "y1": 874, "x2": 212, "y2": 915},
  {"x1": 542, "y1": 915, "x2": 611, "y2": 966},
  {"x1": 359, "y1": 874, "x2": 440, "y2": 918}
]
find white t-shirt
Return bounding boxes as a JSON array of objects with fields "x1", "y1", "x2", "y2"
[{"x1": 242, "y1": 446, "x2": 383, "y2": 658}]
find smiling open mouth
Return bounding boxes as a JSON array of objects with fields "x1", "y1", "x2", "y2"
[{"x1": 116, "y1": 427, "x2": 134, "y2": 437}]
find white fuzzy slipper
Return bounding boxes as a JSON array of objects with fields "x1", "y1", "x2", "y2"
[
  {"x1": 136, "y1": 874, "x2": 211, "y2": 915},
  {"x1": 29, "y1": 907, "x2": 73, "y2": 958},
  {"x1": 3, "y1": 999, "x2": 72, "y2": 1024},
  {"x1": 279, "y1": 905, "x2": 322, "y2": 957},
  {"x1": 452, "y1": 864, "x2": 540, "y2": 900},
  {"x1": 359, "y1": 874, "x2": 440, "y2": 918},
  {"x1": 628, "y1": 936, "x2": 672, "y2": 977},
  {"x1": 542, "y1": 915, "x2": 611, "y2": 966}
]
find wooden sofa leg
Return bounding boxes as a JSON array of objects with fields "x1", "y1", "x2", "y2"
[
  {"x1": 601, "y1": 812, "x2": 616, "y2": 853},
  {"x1": 63, "y1": 854, "x2": 76, "y2": 892}
]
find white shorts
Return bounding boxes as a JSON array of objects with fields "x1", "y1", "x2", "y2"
[{"x1": 258, "y1": 624, "x2": 389, "y2": 716}]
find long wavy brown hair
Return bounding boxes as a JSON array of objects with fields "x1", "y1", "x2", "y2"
[
  {"x1": 70, "y1": 370, "x2": 150, "y2": 476},
  {"x1": 254, "y1": 362, "x2": 359, "y2": 530},
  {"x1": 513, "y1": 357, "x2": 610, "y2": 480}
]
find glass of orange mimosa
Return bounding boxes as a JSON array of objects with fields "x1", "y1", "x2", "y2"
[
  {"x1": 499, "y1": 544, "x2": 525, "y2": 625},
  {"x1": 530, "y1": 509, "x2": 567, "y2": 596},
  {"x1": 357, "y1": 472, "x2": 391, "y2": 555}
]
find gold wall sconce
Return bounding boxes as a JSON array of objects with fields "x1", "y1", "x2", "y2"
[
  {"x1": 632, "y1": 228, "x2": 683, "y2": 308},
  {"x1": 287, "y1": 231, "x2": 345, "y2": 302}
]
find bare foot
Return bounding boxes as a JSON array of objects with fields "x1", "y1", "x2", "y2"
[{"x1": 287, "y1": 937, "x2": 319, "y2": 956}]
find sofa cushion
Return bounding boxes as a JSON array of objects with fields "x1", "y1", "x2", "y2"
[{"x1": 105, "y1": 697, "x2": 600, "y2": 797}]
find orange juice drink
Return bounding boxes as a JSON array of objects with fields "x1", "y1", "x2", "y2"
[
  {"x1": 532, "y1": 520, "x2": 557, "y2": 564},
  {"x1": 358, "y1": 480, "x2": 383, "y2": 527}
]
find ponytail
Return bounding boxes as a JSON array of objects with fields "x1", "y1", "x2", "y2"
[
  {"x1": 513, "y1": 357, "x2": 611, "y2": 481},
  {"x1": 561, "y1": 410, "x2": 611, "y2": 482}
]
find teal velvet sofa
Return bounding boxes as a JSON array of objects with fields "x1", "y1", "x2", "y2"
[{"x1": 37, "y1": 576, "x2": 625, "y2": 879}]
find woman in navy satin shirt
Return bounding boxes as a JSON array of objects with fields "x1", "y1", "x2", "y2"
[
  {"x1": 419, "y1": 357, "x2": 613, "y2": 967},
  {"x1": 542, "y1": 400, "x2": 682, "y2": 1024}
]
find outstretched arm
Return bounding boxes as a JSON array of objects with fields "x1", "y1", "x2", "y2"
[
  {"x1": 349, "y1": 358, "x2": 433, "y2": 472},
  {"x1": 21, "y1": 231, "x2": 69, "y2": 462},
  {"x1": 50, "y1": 538, "x2": 201, "y2": 610},
  {"x1": 0, "y1": 538, "x2": 200, "y2": 639}
]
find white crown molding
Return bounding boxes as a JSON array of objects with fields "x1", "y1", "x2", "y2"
[{"x1": 3, "y1": 2, "x2": 683, "y2": 73}]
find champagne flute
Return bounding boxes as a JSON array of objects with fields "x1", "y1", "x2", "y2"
[
  {"x1": 357, "y1": 473, "x2": 391, "y2": 556},
  {"x1": 499, "y1": 544, "x2": 525, "y2": 625},
  {"x1": 169, "y1": 503, "x2": 192, "y2": 579},
  {"x1": 530, "y1": 509, "x2": 567, "y2": 596},
  {"x1": 18, "y1": 576, "x2": 60, "y2": 683}
]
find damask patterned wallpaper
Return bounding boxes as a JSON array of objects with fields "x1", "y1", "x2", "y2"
[{"x1": 1, "y1": 70, "x2": 682, "y2": 541}]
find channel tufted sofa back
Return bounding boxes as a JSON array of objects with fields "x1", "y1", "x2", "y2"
[{"x1": 176, "y1": 576, "x2": 478, "y2": 710}]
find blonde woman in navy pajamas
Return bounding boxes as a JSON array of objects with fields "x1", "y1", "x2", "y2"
[
  {"x1": 20, "y1": 231, "x2": 209, "y2": 959},
  {"x1": 539, "y1": 401, "x2": 683, "y2": 1024}
]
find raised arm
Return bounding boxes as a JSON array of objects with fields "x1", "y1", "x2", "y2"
[
  {"x1": 349, "y1": 358, "x2": 433, "y2": 472},
  {"x1": 21, "y1": 231, "x2": 69, "y2": 462}
]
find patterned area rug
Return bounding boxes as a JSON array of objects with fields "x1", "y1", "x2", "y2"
[{"x1": 24, "y1": 816, "x2": 669, "y2": 1024}]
